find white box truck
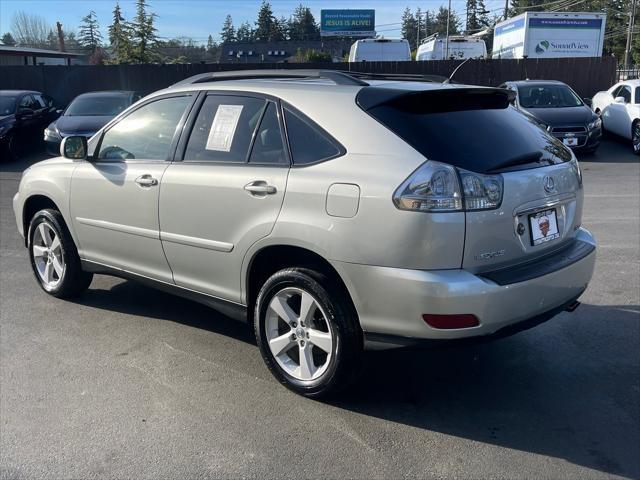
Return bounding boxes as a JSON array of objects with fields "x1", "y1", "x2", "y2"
[
  {"x1": 416, "y1": 34, "x2": 487, "y2": 60},
  {"x1": 492, "y1": 12, "x2": 606, "y2": 59},
  {"x1": 348, "y1": 38, "x2": 411, "y2": 62}
]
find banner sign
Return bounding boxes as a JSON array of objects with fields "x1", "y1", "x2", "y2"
[{"x1": 320, "y1": 10, "x2": 375, "y2": 37}]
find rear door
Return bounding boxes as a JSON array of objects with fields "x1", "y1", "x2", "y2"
[{"x1": 159, "y1": 92, "x2": 289, "y2": 303}]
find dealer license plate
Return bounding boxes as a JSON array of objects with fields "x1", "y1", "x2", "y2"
[
  {"x1": 529, "y1": 209, "x2": 560, "y2": 246},
  {"x1": 563, "y1": 137, "x2": 578, "y2": 146}
]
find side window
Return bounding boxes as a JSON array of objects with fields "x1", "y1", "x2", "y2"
[
  {"x1": 19, "y1": 95, "x2": 37, "y2": 110},
  {"x1": 184, "y1": 95, "x2": 265, "y2": 162},
  {"x1": 620, "y1": 86, "x2": 632, "y2": 103},
  {"x1": 97, "y1": 95, "x2": 192, "y2": 161},
  {"x1": 38, "y1": 94, "x2": 54, "y2": 109},
  {"x1": 248, "y1": 102, "x2": 287, "y2": 165},
  {"x1": 611, "y1": 85, "x2": 624, "y2": 98},
  {"x1": 33, "y1": 94, "x2": 47, "y2": 109},
  {"x1": 636, "y1": 87, "x2": 640, "y2": 104},
  {"x1": 283, "y1": 107, "x2": 342, "y2": 165}
]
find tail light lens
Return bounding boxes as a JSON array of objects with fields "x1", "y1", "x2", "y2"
[
  {"x1": 393, "y1": 161, "x2": 462, "y2": 212},
  {"x1": 459, "y1": 169, "x2": 503, "y2": 210},
  {"x1": 393, "y1": 161, "x2": 503, "y2": 212}
]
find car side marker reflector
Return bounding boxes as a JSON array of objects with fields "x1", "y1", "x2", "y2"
[{"x1": 422, "y1": 313, "x2": 480, "y2": 329}]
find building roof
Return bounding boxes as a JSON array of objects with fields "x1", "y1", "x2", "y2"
[{"x1": 0, "y1": 45, "x2": 82, "y2": 58}]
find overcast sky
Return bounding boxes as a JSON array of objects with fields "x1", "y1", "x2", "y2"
[{"x1": 0, "y1": 0, "x2": 506, "y2": 45}]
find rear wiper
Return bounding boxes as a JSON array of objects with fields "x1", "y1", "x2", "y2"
[{"x1": 485, "y1": 152, "x2": 544, "y2": 173}]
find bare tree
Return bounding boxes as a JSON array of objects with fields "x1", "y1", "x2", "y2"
[{"x1": 11, "y1": 11, "x2": 51, "y2": 48}]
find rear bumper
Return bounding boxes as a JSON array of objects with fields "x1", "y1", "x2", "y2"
[{"x1": 332, "y1": 227, "x2": 596, "y2": 345}]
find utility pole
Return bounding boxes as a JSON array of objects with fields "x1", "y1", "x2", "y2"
[
  {"x1": 56, "y1": 21, "x2": 66, "y2": 52},
  {"x1": 625, "y1": 0, "x2": 637, "y2": 71},
  {"x1": 445, "y1": 0, "x2": 452, "y2": 59},
  {"x1": 504, "y1": 0, "x2": 509, "y2": 21}
]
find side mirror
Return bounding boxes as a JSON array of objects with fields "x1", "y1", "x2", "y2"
[
  {"x1": 583, "y1": 98, "x2": 592, "y2": 107},
  {"x1": 614, "y1": 96, "x2": 626, "y2": 104},
  {"x1": 61, "y1": 136, "x2": 87, "y2": 160},
  {"x1": 16, "y1": 108, "x2": 34, "y2": 120}
]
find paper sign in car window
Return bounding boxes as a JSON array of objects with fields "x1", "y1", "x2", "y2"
[{"x1": 206, "y1": 104, "x2": 243, "y2": 152}]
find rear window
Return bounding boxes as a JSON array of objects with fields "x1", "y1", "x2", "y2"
[{"x1": 358, "y1": 87, "x2": 572, "y2": 173}]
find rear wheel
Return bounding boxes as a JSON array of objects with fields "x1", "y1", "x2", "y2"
[
  {"x1": 28, "y1": 209, "x2": 93, "y2": 298},
  {"x1": 254, "y1": 268, "x2": 362, "y2": 398},
  {"x1": 632, "y1": 121, "x2": 640, "y2": 155}
]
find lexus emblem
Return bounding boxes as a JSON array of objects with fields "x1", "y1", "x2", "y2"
[{"x1": 543, "y1": 175, "x2": 555, "y2": 194}]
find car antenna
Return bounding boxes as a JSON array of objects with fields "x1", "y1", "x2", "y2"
[{"x1": 443, "y1": 57, "x2": 473, "y2": 84}]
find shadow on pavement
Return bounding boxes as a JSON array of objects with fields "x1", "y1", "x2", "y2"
[
  {"x1": 577, "y1": 134, "x2": 638, "y2": 164},
  {"x1": 72, "y1": 277, "x2": 639, "y2": 478}
]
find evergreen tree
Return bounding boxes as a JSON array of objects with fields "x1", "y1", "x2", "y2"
[
  {"x1": 288, "y1": 4, "x2": 319, "y2": 41},
  {"x1": 254, "y1": 1, "x2": 276, "y2": 42},
  {"x1": 431, "y1": 6, "x2": 461, "y2": 37},
  {"x1": 78, "y1": 10, "x2": 103, "y2": 53},
  {"x1": 272, "y1": 15, "x2": 289, "y2": 41},
  {"x1": 401, "y1": 7, "x2": 418, "y2": 50},
  {"x1": 130, "y1": 0, "x2": 158, "y2": 63},
  {"x1": 466, "y1": 0, "x2": 489, "y2": 33},
  {"x1": 220, "y1": 14, "x2": 236, "y2": 43},
  {"x1": 236, "y1": 21, "x2": 254, "y2": 42},
  {"x1": 207, "y1": 34, "x2": 215, "y2": 52},
  {"x1": 2, "y1": 32, "x2": 16, "y2": 46},
  {"x1": 108, "y1": 1, "x2": 133, "y2": 63}
]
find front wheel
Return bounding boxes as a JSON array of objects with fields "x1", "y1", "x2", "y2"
[
  {"x1": 632, "y1": 122, "x2": 640, "y2": 155},
  {"x1": 254, "y1": 268, "x2": 362, "y2": 398},
  {"x1": 28, "y1": 209, "x2": 93, "y2": 298}
]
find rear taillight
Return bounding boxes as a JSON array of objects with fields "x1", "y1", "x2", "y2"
[
  {"x1": 393, "y1": 161, "x2": 462, "y2": 212},
  {"x1": 393, "y1": 161, "x2": 503, "y2": 213}
]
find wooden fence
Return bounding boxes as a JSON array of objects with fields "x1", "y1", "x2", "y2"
[{"x1": 0, "y1": 56, "x2": 616, "y2": 106}]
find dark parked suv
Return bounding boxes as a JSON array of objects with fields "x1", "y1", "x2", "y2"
[{"x1": 0, "y1": 90, "x2": 60, "y2": 161}]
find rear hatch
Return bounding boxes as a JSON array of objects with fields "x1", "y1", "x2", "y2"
[{"x1": 357, "y1": 85, "x2": 583, "y2": 272}]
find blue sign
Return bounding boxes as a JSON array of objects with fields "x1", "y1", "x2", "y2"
[
  {"x1": 320, "y1": 10, "x2": 375, "y2": 37},
  {"x1": 495, "y1": 17, "x2": 525, "y2": 36}
]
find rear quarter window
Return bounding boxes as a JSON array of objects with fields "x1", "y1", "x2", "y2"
[{"x1": 283, "y1": 107, "x2": 343, "y2": 165}]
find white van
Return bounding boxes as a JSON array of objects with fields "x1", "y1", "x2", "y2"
[
  {"x1": 348, "y1": 38, "x2": 411, "y2": 62},
  {"x1": 416, "y1": 34, "x2": 487, "y2": 61}
]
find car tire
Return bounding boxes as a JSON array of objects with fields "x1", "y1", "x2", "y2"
[
  {"x1": 254, "y1": 268, "x2": 363, "y2": 398},
  {"x1": 28, "y1": 209, "x2": 93, "y2": 298},
  {"x1": 632, "y1": 121, "x2": 640, "y2": 155}
]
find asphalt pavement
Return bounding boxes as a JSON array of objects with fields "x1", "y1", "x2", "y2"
[{"x1": 1, "y1": 138, "x2": 638, "y2": 479}]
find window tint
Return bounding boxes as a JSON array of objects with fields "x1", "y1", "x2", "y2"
[
  {"x1": 19, "y1": 95, "x2": 38, "y2": 110},
  {"x1": 66, "y1": 95, "x2": 132, "y2": 116},
  {"x1": 619, "y1": 86, "x2": 632, "y2": 103},
  {"x1": 362, "y1": 90, "x2": 572, "y2": 174},
  {"x1": 98, "y1": 95, "x2": 191, "y2": 161},
  {"x1": 518, "y1": 84, "x2": 582, "y2": 108},
  {"x1": 248, "y1": 102, "x2": 286, "y2": 165},
  {"x1": 184, "y1": 95, "x2": 265, "y2": 162},
  {"x1": 284, "y1": 108, "x2": 341, "y2": 165},
  {"x1": 635, "y1": 87, "x2": 640, "y2": 104}
]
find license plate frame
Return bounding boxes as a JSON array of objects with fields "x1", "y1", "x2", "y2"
[{"x1": 529, "y1": 208, "x2": 560, "y2": 246}]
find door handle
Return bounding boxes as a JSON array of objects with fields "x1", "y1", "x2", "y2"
[
  {"x1": 244, "y1": 181, "x2": 277, "y2": 195},
  {"x1": 135, "y1": 174, "x2": 158, "y2": 187}
]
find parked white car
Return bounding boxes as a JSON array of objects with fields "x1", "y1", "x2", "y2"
[{"x1": 592, "y1": 79, "x2": 640, "y2": 154}]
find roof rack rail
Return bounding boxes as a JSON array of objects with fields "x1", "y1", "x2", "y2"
[
  {"x1": 170, "y1": 69, "x2": 369, "y2": 87},
  {"x1": 345, "y1": 71, "x2": 449, "y2": 83}
]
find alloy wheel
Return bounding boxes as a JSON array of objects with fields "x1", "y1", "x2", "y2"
[
  {"x1": 32, "y1": 222, "x2": 65, "y2": 289},
  {"x1": 265, "y1": 287, "x2": 334, "y2": 381}
]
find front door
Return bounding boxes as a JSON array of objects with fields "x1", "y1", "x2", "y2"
[
  {"x1": 70, "y1": 94, "x2": 195, "y2": 282},
  {"x1": 159, "y1": 94, "x2": 289, "y2": 302}
]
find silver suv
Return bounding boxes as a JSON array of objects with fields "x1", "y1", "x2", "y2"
[{"x1": 13, "y1": 70, "x2": 596, "y2": 397}]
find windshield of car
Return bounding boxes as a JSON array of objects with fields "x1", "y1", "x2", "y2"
[
  {"x1": 518, "y1": 84, "x2": 583, "y2": 108},
  {"x1": 65, "y1": 95, "x2": 131, "y2": 116},
  {"x1": 0, "y1": 96, "x2": 17, "y2": 116}
]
